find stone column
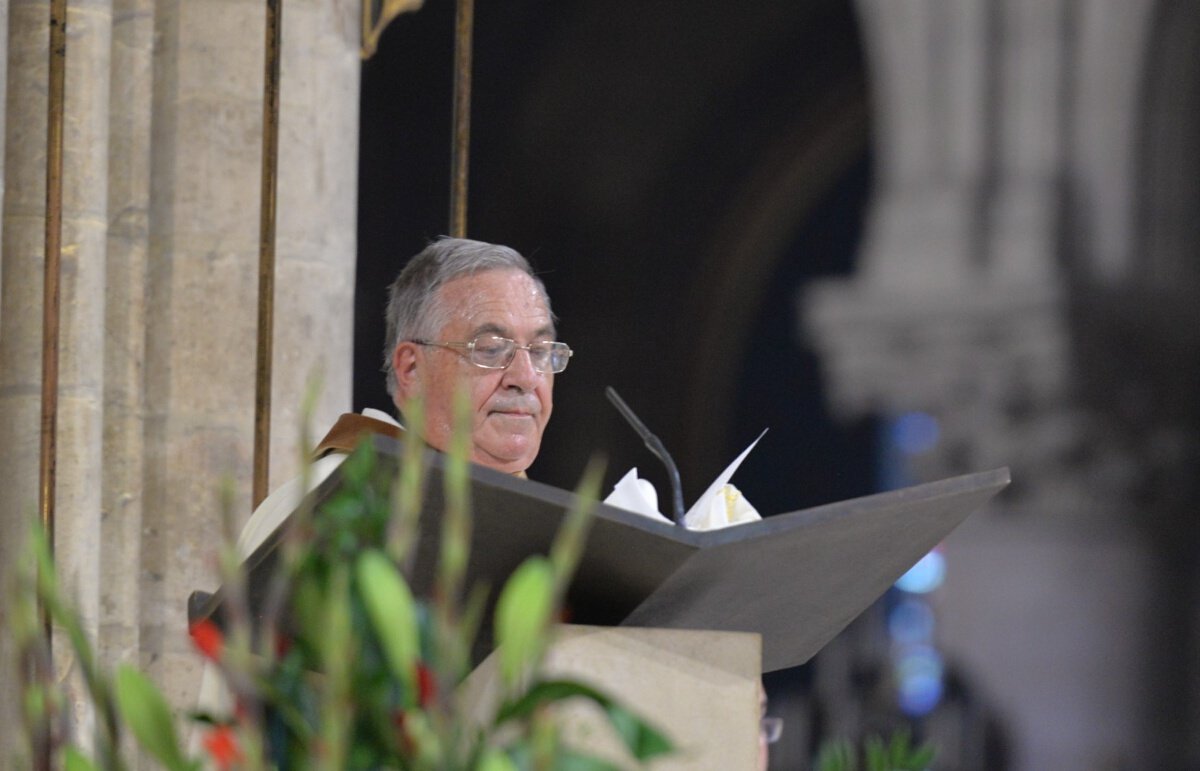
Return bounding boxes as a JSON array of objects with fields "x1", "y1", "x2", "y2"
[
  {"x1": 0, "y1": 0, "x2": 360, "y2": 757},
  {"x1": 1066, "y1": 1, "x2": 1155, "y2": 283},
  {"x1": 0, "y1": 0, "x2": 114, "y2": 751},
  {"x1": 139, "y1": 0, "x2": 358, "y2": 710},
  {"x1": 806, "y1": 2, "x2": 1166, "y2": 768},
  {"x1": 100, "y1": 0, "x2": 155, "y2": 675}
]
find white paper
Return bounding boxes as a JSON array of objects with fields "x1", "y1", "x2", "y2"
[
  {"x1": 604, "y1": 429, "x2": 768, "y2": 530},
  {"x1": 681, "y1": 428, "x2": 767, "y2": 526},
  {"x1": 684, "y1": 482, "x2": 762, "y2": 530},
  {"x1": 603, "y1": 467, "x2": 672, "y2": 524}
]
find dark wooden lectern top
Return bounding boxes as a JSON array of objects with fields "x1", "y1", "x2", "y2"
[{"x1": 191, "y1": 438, "x2": 1009, "y2": 673}]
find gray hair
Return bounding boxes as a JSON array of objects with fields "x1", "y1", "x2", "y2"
[{"x1": 382, "y1": 237, "x2": 552, "y2": 396}]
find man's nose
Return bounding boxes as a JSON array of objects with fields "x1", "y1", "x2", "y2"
[{"x1": 501, "y1": 347, "x2": 542, "y2": 390}]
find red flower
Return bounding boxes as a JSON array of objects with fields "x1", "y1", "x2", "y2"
[
  {"x1": 189, "y1": 619, "x2": 224, "y2": 661},
  {"x1": 202, "y1": 725, "x2": 243, "y2": 770},
  {"x1": 273, "y1": 629, "x2": 292, "y2": 658},
  {"x1": 392, "y1": 709, "x2": 416, "y2": 754},
  {"x1": 416, "y1": 663, "x2": 437, "y2": 707}
]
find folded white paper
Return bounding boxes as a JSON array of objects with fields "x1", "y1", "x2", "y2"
[
  {"x1": 684, "y1": 482, "x2": 762, "y2": 530},
  {"x1": 605, "y1": 468, "x2": 672, "y2": 524},
  {"x1": 603, "y1": 429, "x2": 768, "y2": 531}
]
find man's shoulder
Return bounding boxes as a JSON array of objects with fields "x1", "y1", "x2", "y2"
[{"x1": 314, "y1": 410, "x2": 404, "y2": 457}]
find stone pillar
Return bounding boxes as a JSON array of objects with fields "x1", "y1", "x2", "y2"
[
  {"x1": 270, "y1": 0, "x2": 361, "y2": 477},
  {"x1": 1066, "y1": 1, "x2": 1155, "y2": 283},
  {"x1": 851, "y1": 0, "x2": 991, "y2": 293},
  {"x1": 0, "y1": 0, "x2": 360, "y2": 758},
  {"x1": 806, "y1": 2, "x2": 1168, "y2": 768},
  {"x1": 0, "y1": 0, "x2": 114, "y2": 751},
  {"x1": 100, "y1": 0, "x2": 155, "y2": 676},
  {"x1": 139, "y1": 0, "x2": 358, "y2": 710}
]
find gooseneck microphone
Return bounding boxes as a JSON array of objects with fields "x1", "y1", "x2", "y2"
[{"x1": 605, "y1": 386, "x2": 686, "y2": 526}]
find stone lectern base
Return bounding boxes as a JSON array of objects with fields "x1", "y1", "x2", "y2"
[{"x1": 460, "y1": 624, "x2": 761, "y2": 769}]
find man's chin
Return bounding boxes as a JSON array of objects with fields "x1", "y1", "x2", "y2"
[{"x1": 472, "y1": 432, "x2": 540, "y2": 473}]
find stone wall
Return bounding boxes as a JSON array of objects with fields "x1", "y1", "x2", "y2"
[{"x1": 0, "y1": 0, "x2": 360, "y2": 760}]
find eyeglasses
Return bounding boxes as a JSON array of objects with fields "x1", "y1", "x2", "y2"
[
  {"x1": 760, "y1": 716, "x2": 783, "y2": 745},
  {"x1": 410, "y1": 335, "x2": 573, "y2": 374}
]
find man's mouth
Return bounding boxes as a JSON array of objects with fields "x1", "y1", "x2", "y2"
[{"x1": 488, "y1": 399, "x2": 539, "y2": 419}]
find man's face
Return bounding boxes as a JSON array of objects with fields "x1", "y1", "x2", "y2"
[{"x1": 393, "y1": 269, "x2": 555, "y2": 475}]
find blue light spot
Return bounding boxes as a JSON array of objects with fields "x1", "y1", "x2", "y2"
[
  {"x1": 895, "y1": 645, "x2": 944, "y2": 716},
  {"x1": 888, "y1": 597, "x2": 935, "y2": 645},
  {"x1": 890, "y1": 412, "x2": 940, "y2": 455},
  {"x1": 895, "y1": 550, "x2": 946, "y2": 594}
]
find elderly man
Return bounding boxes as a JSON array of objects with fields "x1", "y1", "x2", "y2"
[
  {"x1": 196, "y1": 237, "x2": 566, "y2": 723},
  {"x1": 237, "y1": 236, "x2": 568, "y2": 553}
]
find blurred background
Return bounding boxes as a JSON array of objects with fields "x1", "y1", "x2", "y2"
[{"x1": 355, "y1": 1, "x2": 1200, "y2": 768}]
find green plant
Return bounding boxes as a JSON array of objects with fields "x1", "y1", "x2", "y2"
[
  {"x1": 13, "y1": 396, "x2": 672, "y2": 770},
  {"x1": 814, "y1": 729, "x2": 936, "y2": 771}
]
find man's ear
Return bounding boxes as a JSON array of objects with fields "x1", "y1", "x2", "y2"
[{"x1": 392, "y1": 342, "x2": 422, "y2": 400}]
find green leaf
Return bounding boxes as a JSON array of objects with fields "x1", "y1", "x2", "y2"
[
  {"x1": 549, "y1": 457, "x2": 605, "y2": 588},
  {"x1": 602, "y1": 703, "x2": 674, "y2": 760},
  {"x1": 113, "y1": 665, "x2": 191, "y2": 771},
  {"x1": 814, "y1": 738, "x2": 856, "y2": 771},
  {"x1": 888, "y1": 728, "x2": 910, "y2": 764},
  {"x1": 494, "y1": 679, "x2": 601, "y2": 723},
  {"x1": 476, "y1": 747, "x2": 520, "y2": 771},
  {"x1": 340, "y1": 439, "x2": 378, "y2": 485},
  {"x1": 865, "y1": 735, "x2": 887, "y2": 771},
  {"x1": 23, "y1": 684, "x2": 46, "y2": 725},
  {"x1": 909, "y1": 743, "x2": 937, "y2": 769},
  {"x1": 356, "y1": 549, "x2": 420, "y2": 697},
  {"x1": 555, "y1": 749, "x2": 624, "y2": 771},
  {"x1": 62, "y1": 748, "x2": 99, "y2": 771},
  {"x1": 494, "y1": 557, "x2": 555, "y2": 686},
  {"x1": 496, "y1": 680, "x2": 674, "y2": 762}
]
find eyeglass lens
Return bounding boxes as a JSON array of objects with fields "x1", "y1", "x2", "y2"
[
  {"x1": 471, "y1": 335, "x2": 570, "y2": 373},
  {"x1": 760, "y1": 716, "x2": 783, "y2": 744}
]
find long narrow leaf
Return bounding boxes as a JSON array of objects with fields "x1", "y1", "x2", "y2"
[
  {"x1": 356, "y1": 549, "x2": 420, "y2": 699},
  {"x1": 496, "y1": 679, "x2": 674, "y2": 762},
  {"x1": 63, "y1": 748, "x2": 99, "y2": 771},
  {"x1": 555, "y1": 749, "x2": 625, "y2": 771},
  {"x1": 494, "y1": 558, "x2": 555, "y2": 687},
  {"x1": 390, "y1": 396, "x2": 427, "y2": 569},
  {"x1": 548, "y1": 456, "x2": 605, "y2": 590},
  {"x1": 477, "y1": 747, "x2": 520, "y2": 771},
  {"x1": 113, "y1": 665, "x2": 193, "y2": 771}
]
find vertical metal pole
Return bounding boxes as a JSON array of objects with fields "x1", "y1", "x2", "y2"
[
  {"x1": 37, "y1": 1, "x2": 68, "y2": 768},
  {"x1": 253, "y1": 0, "x2": 283, "y2": 508},
  {"x1": 449, "y1": 0, "x2": 474, "y2": 237},
  {"x1": 41, "y1": 0, "x2": 67, "y2": 630}
]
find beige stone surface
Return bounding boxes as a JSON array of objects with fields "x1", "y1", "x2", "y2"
[
  {"x1": 0, "y1": 0, "x2": 115, "y2": 753},
  {"x1": 462, "y1": 625, "x2": 762, "y2": 769},
  {"x1": 137, "y1": 0, "x2": 361, "y2": 715},
  {"x1": 1, "y1": 0, "x2": 360, "y2": 758},
  {"x1": 101, "y1": 0, "x2": 155, "y2": 677}
]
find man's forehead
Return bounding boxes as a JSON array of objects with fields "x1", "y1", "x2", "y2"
[{"x1": 438, "y1": 270, "x2": 554, "y2": 337}]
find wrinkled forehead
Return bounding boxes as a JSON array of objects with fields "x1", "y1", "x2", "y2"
[{"x1": 436, "y1": 269, "x2": 555, "y2": 339}]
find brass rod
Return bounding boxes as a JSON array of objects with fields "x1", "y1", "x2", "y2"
[
  {"x1": 449, "y1": 0, "x2": 474, "y2": 237},
  {"x1": 40, "y1": 0, "x2": 68, "y2": 627},
  {"x1": 253, "y1": 0, "x2": 284, "y2": 508},
  {"x1": 36, "y1": 0, "x2": 67, "y2": 768}
]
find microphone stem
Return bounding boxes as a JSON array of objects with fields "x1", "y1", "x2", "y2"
[{"x1": 605, "y1": 387, "x2": 687, "y2": 525}]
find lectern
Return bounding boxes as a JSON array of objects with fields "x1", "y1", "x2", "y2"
[{"x1": 189, "y1": 437, "x2": 1009, "y2": 767}]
